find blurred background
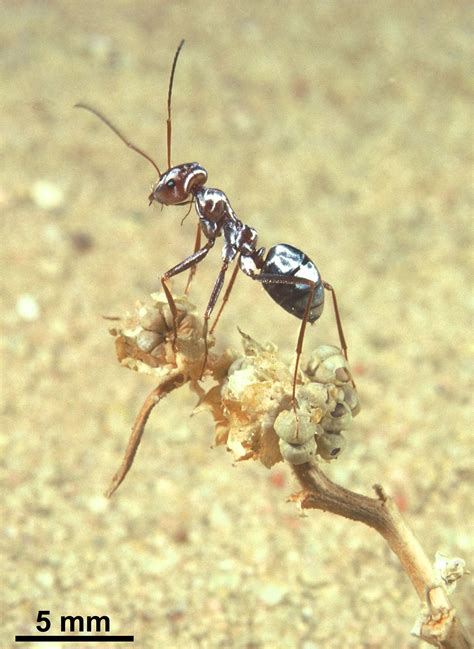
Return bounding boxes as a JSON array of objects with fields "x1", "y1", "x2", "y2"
[{"x1": 1, "y1": 1, "x2": 472, "y2": 647}]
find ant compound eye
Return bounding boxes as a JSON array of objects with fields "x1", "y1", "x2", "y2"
[{"x1": 166, "y1": 179, "x2": 176, "y2": 189}]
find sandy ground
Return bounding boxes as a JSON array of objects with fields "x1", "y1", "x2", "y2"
[{"x1": 1, "y1": 1, "x2": 473, "y2": 648}]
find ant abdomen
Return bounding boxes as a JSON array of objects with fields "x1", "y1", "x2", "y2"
[{"x1": 260, "y1": 244, "x2": 325, "y2": 323}]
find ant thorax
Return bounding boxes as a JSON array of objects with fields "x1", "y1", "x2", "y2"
[
  {"x1": 193, "y1": 186, "x2": 239, "y2": 239},
  {"x1": 192, "y1": 184, "x2": 258, "y2": 265},
  {"x1": 220, "y1": 221, "x2": 258, "y2": 264}
]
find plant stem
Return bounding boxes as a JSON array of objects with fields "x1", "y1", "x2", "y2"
[
  {"x1": 105, "y1": 372, "x2": 185, "y2": 497},
  {"x1": 292, "y1": 464, "x2": 471, "y2": 649}
]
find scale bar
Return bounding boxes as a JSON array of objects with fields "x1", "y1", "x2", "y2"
[{"x1": 15, "y1": 635, "x2": 134, "y2": 643}]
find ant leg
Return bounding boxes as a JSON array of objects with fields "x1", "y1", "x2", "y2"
[
  {"x1": 184, "y1": 224, "x2": 202, "y2": 295},
  {"x1": 251, "y1": 273, "x2": 317, "y2": 422},
  {"x1": 161, "y1": 239, "x2": 214, "y2": 343},
  {"x1": 292, "y1": 282, "x2": 317, "y2": 404},
  {"x1": 323, "y1": 281, "x2": 348, "y2": 360},
  {"x1": 323, "y1": 281, "x2": 355, "y2": 387},
  {"x1": 210, "y1": 263, "x2": 239, "y2": 334},
  {"x1": 200, "y1": 261, "x2": 230, "y2": 377}
]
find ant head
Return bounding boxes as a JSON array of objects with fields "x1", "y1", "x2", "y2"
[{"x1": 148, "y1": 163, "x2": 207, "y2": 206}]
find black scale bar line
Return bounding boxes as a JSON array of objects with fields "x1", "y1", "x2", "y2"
[{"x1": 15, "y1": 635, "x2": 134, "y2": 643}]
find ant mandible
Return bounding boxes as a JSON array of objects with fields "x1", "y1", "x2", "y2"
[{"x1": 76, "y1": 40, "x2": 350, "y2": 413}]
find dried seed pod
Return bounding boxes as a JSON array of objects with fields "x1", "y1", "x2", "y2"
[
  {"x1": 312, "y1": 344, "x2": 341, "y2": 361},
  {"x1": 136, "y1": 329, "x2": 163, "y2": 353},
  {"x1": 321, "y1": 401, "x2": 352, "y2": 433},
  {"x1": 317, "y1": 356, "x2": 348, "y2": 385},
  {"x1": 138, "y1": 306, "x2": 166, "y2": 332},
  {"x1": 303, "y1": 345, "x2": 338, "y2": 378},
  {"x1": 304, "y1": 347, "x2": 352, "y2": 386},
  {"x1": 274, "y1": 409, "x2": 316, "y2": 445},
  {"x1": 341, "y1": 383, "x2": 361, "y2": 415},
  {"x1": 297, "y1": 382, "x2": 329, "y2": 410},
  {"x1": 279, "y1": 436, "x2": 318, "y2": 465},
  {"x1": 316, "y1": 431, "x2": 346, "y2": 460}
]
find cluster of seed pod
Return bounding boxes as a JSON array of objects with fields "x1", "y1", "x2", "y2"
[
  {"x1": 201, "y1": 333, "x2": 360, "y2": 468},
  {"x1": 108, "y1": 294, "x2": 360, "y2": 471},
  {"x1": 275, "y1": 345, "x2": 360, "y2": 465},
  {"x1": 108, "y1": 293, "x2": 223, "y2": 382}
]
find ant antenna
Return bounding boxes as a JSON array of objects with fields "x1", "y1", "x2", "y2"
[
  {"x1": 74, "y1": 103, "x2": 162, "y2": 178},
  {"x1": 166, "y1": 39, "x2": 185, "y2": 170}
]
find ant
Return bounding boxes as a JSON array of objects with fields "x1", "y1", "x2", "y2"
[{"x1": 76, "y1": 40, "x2": 350, "y2": 416}]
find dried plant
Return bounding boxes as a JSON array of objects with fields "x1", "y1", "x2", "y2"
[{"x1": 106, "y1": 293, "x2": 470, "y2": 648}]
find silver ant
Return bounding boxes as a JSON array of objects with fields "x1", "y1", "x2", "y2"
[{"x1": 76, "y1": 40, "x2": 350, "y2": 413}]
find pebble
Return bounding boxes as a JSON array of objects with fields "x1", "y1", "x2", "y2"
[
  {"x1": 301, "y1": 605, "x2": 314, "y2": 621},
  {"x1": 257, "y1": 582, "x2": 287, "y2": 606},
  {"x1": 208, "y1": 569, "x2": 241, "y2": 592},
  {"x1": 86, "y1": 33, "x2": 113, "y2": 62},
  {"x1": 302, "y1": 642, "x2": 319, "y2": 649},
  {"x1": 208, "y1": 502, "x2": 232, "y2": 529},
  {"x1": 30, "y1": 180, "x2": 65, "y2": 210},
  {"x1": 35, "y1": 569, "x2": 55, "y2": 588},
  {"x1": 16, "y1": 294, "x2": 40, "y2": 321}
]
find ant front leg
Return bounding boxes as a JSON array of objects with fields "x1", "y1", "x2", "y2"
[
  {"x1": 210, "y1": 263, "x2": 239, "y2": 335},
  {"x1": 184, "y1": 223, "x2": 202, "y2": 295},
  {"x1": 161, "y1": 239, "x2": 215, "y2": 345},
  {"x1": 200, "y1": 261, "x2": 230, "y2": 377}
]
